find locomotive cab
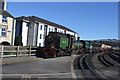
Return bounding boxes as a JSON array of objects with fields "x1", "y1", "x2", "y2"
[{"x1": 45, "y1": 32, "x2": 75, "y2": 56}]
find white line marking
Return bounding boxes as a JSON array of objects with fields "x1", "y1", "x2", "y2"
[
  {"x1": 2, "y1": 73, "x2": 71, "y2": 76},
  {"x1": 21, "y1": 74, "x2": 31, "y2": 78},
  {"x1": 71, "y1": 55, "x2": 77, "y2": 79}
]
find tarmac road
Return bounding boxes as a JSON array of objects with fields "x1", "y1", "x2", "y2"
[{"x1": 2, "y1": 55, "x2": 78, "y2": 79}]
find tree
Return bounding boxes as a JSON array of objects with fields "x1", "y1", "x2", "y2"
[{"x1": 14, "y1": 36, "x2": 22, "y2": 46}]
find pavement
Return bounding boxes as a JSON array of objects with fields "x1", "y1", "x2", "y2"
[{"x1": 0, "y1": 55, "x2": 43, "y2": 65}]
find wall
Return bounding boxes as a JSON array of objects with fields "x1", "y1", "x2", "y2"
[
  {"x1": 33, "y1": 23, "x2": 38, "y2": 46},
  {"x1": 27, "y1": 22, "x2": 34, "y2": 46},
  {"x1": 0, "y1": 15, "x2": 2, "y2": 36},
  {"x1": 22, "y1": 22, "x2": 28, "y2": 46},
  {"x1": 37, "y1": 22, "x2": 46, "y2": 47},
  {"x1": 36, "y1": 22, "x2": 78, "y2": 47},
  {"x1": 75, "y1": 33, "x2": 78, "y2": 40},
  {"x1": 0, "y1": 15, "x2": 16, "y2": 45},
  {"x1": 11, "y1": 18, "x2": 16, "y2": 45},
  {"x1": 15, "y1": 21, "x2": 21, "y2": 36},
  {"x1": 16, "y1": 19, "x2": 78, "y2": 47},
  {"x1": 57, "y1": 28, "x2": 64, "y2": 34}
]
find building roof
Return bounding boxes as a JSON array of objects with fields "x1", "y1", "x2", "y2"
[
  {"x1": 2, "y1": 10, "x2": 14, "y2": 18},
  {"x1": 16, "y1": 16, "x2": 77, "y2": 33}
]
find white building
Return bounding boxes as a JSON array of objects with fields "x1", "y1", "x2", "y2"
[
  {"x1": 16, "y1": 16, "x2": 78, "y2": 47},
  {"x1": 0, "y1": 0, "x2": 16, "y2": 45}
]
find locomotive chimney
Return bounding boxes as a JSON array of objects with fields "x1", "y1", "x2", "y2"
[{"x1": 77, "y1": 37, "x2": 80, "y2": 41}]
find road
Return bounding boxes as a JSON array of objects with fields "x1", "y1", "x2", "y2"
[{"x1": 2, "y1": 55, "x2": 78, "y2": 79}]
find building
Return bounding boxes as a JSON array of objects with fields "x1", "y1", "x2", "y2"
[
  {"x1": 0, "y1": 0, "x2": 16, "y2": 45},
  {"x1": 16, "y1": 16, "x2": 78, "y2": 47}
]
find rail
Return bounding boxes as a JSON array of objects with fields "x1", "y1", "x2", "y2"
[
  {"x1": 0, "y1": 46, "x2": 38, "y2": 58},
  {"x1": 108, "y1": 52, "x2": 120, "y2": 62},
  {"x1": 98, "y1": 54, "x2": 111, "y2": 67},
  {"x1": 79, "y1": 54, "x2": 101, "y2": 79},
  {"x1": 85, "y1": 54, "x2": 101, "y2": 79},
  {"x1": 79, "y1": 55, "x2": 89, "y2": 78}
]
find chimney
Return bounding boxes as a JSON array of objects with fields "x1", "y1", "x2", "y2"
[
  {"x1": 77, "y1": 37, "x2": 80, "y2": 41},
  {"x1": 0, "y1": 0, "x2": 7, "y2": 11}
]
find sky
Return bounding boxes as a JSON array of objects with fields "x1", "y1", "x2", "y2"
[
  {"x1": 7, "y1": 2, "x2": 118, "y2": 40},
  {"x1": 6, "y1": 0, "x2": 120, "y2": 2}
]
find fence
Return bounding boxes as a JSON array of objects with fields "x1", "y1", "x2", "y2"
[{"x1": 0, "y1": 46, "x2": 38, "y2": 58}]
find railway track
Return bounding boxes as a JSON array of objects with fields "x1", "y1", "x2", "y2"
[
  {"x1": 113, "y1": 51, "x2": 120, "y2": 56},
  {"x1": 79, "y1": 54, "x2": 101, "y2": 80},
  {"x1": 104, "y1": 52, "x2": 120, "y2": 68},
  {"x1": 108, "y1": 51, "x2": 120, "y2": 62},
  {"x1": 98, "y1": 50, "x2": 120, "y2": 67},
  {"x1": 97, "y1": 51, "x2": 120, "y2": 79},
  {"x1": 73, "y1": 49, "x2": 120, "y2": 79},
  {"x1": 98, "y1": 53, "x2": 113, "y2": 67}
]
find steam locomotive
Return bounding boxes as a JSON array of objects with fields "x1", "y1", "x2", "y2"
[
  {"x1": 36, "y1": 32, "x2": 109, "y2": 58},
  {"x1": 36, "y1": 32, "x2": 75, "y2": 58}
]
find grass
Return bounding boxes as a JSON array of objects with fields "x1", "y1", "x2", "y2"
[{"x1": 5, "y1": 53, "x2": 16, "y2": 55}]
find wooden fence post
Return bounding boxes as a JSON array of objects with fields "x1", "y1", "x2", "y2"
[
  {"x1": 29, "y1": 46, "x2": 31, "y2": 57},
  {"x1": 1, "y1": 46, "x2": 4, "y2": 58},
  {"x1": 16, "y1": 46, "x2": 19, "y2": 57}
]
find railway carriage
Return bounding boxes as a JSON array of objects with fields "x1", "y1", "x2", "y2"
[{"x1": 74, "y1": 40, "x2": 92, "y2": 54}]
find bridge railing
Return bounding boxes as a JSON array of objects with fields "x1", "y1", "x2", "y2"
[{"x1": 0, "y1": 46, "x2": 38, "y2": 58}]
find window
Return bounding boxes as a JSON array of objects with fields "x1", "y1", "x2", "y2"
[
  {"x1": 2, "y1": 16, "x2": 7, "y2": 23},
  {"x1": 40, "y1": 25, "x2": 42, "y2": 30},
  {"x1": 64, "y1": 31, "x2": 66, "y2": 34},
  {"x1": 40, "y1": 34, "x2": 42, "y2": 39},
  {"x1": 1, "y1": 28, "x2": 6, "y2": 37},
  {"x1": 55, "y1": 28, "x2": 57, "y2": 32},
  {"x1": 52, "y1": 28, "x2": 53, "y2": 32},
  {"x1": 44, "y1": 26, "x2": 45, "y2": 31},
  {"x1": 39, "y1": 43, "x2": 41, "y2": 47},
  {"x1": 43, "y1": 34, "x2": 45, "y2": 39},
  {"x1": 2, "y1": 2, "x2": 4, "y2": 10},
  {"x1": 49, "y1": 28, "x2": 51, "y2": 32},
  {"x1": 43, "y1": 43, "x2": 45, "y2": 46},
  {"x1": 58, "y1": 30, "x2": 59, "y2": 32}
]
